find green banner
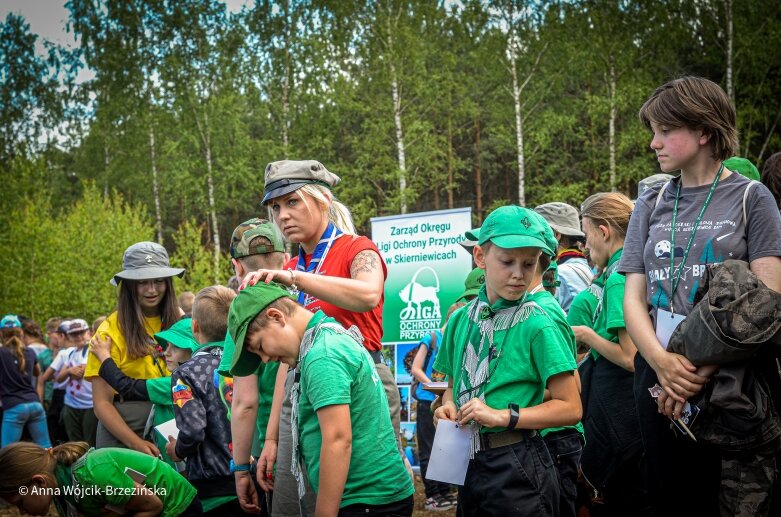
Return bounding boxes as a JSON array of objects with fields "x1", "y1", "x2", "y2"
[{"x1": 371, "y1": 207, "x2": 473, "y2": 344}]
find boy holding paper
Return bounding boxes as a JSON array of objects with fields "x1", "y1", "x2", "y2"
[
  {"x1": 228, "y1": 281, "x2": 414, "y2": 516},
  {"x1": 433, "y1": 206, "x2": 582, "y2": 516}
]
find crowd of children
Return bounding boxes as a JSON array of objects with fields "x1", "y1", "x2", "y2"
[{"x1": 1, "y1": 75, "x2": 780, "y2": 517}]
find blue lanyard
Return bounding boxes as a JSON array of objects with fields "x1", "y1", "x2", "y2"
[
  {"x1": 668, "y1": 164, "x2": 723, "y2": 314},
  {"x1": 295, "y1": 223, "x2": 343, "y2": 304}
]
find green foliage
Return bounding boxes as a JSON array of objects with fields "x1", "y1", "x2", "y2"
[
  {"x1": 0, "y1": 183, "x2": 154, "y2": 322},
  {"x1": 170, "y1": 218, "x2": 230, "y2": 293},
  {"x1": 2, "y1": 0, "x2": 781, "y2": 322}
]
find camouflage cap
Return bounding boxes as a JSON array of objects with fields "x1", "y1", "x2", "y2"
[
  {"x1": 261, "y1": 160, "x2": 340, "y2": 205},
  {"x1": 230, "y1": 218, "x2": 285, "y2": 259}
]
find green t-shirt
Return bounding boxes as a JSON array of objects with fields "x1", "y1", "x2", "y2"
[
  {"x1": 218, "y1": 331, "x2": 279, "y2": 452},
  {"x1": 60, "y1": 447, "x2": 196, "y2": 517},
  {"x1": 528, "y1": 288, "x2": 584, "y2": 438},
  {"x1": 298, "y1": 311, "x2": 413, "y2": 507},
  {"x1": 566, "y1": 274, "x2": 605, "y2": 328},
  {"x1": 434, "y1": 286, "x2": 577, "y2": 434},
  {"x1": 591, "y1": 249, "x2": 626, "y2": 361}
]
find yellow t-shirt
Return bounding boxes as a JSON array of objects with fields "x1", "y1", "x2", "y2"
[{"x1": 85, "y1": 311, "x2": 170, "y2": 381}]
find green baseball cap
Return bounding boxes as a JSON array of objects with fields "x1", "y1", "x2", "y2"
[
  {"x1": 230, "y1": 218, "x2": 285, "y2": 259},
  {"x1": 724, "y1": 157, "x2": 760, "y2": 181},
  {"x1": 457, "y1": 267, "x2": 485, "y2": 302},
  {"x1": 228, "y1": 282, "x2": 295, "y2": 377},
  {"x1": 154, "y1": 318, "x2": 201, "y2": 353},
  {"x1": 478, "y1": 206, "x2": 557, "y2": 256}
]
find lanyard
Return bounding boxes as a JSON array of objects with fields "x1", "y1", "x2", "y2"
[
  {"x1": 295, "y1": 223, "x2": 343, "y2": 304},
  {"x1": 668, "y1": 163, "x2": 723, "y2": 313}
]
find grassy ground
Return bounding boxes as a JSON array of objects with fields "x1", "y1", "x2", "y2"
[{"x1": 0, "y1": 476, "x2": 454, "y2": 516}]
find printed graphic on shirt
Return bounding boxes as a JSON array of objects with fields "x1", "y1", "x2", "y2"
[
  {"x1": 172, "y1": 379, "x2": 193, "y2": 408},
  {"x1": 218, "y1": 372, "x2": 233, "y2": 406},
  {"x1": 646, "y1": 217, "x2": 739, "y2": 309}
]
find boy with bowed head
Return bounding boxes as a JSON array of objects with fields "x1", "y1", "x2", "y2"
[
  {"x1": 433, "y1": 205, "x2": 582, "y2": 516},
  {"x1": 228, "y1": 282, "x2": 414, "y2": 516}
]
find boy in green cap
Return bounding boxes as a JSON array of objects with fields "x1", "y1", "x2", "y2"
[
  {"x1": 433, "y1": 205, "x2": 582, "y2": 516},
  {"x1": 228, "y1": 282, "x2": 414, "y2": 516}
]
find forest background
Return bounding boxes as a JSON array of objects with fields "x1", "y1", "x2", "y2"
[{"x1": 1, "y1": 0, "x2": 780, "y2": 322}]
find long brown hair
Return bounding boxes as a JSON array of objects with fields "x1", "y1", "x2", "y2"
[
  {"x1": 118, "y1": 277, "x2": 180, "y2": 359},
  {"x1": 0, "y1": 442, "x2": 89, "y2": 494},
  {"x1": 1, "y1": 327, "x2": 26, "y2": 373}
]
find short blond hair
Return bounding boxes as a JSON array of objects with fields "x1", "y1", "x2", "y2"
[
  {"x1": 581, "y1": 192, "x2": 634, "y2": 239},
  {"x1": 192, "y1": 286, "x2": 237, "y2": 342}
]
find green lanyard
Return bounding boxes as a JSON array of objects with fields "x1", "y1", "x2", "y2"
[{"x1": 669, "y1": 163, "x2": 723, "y2": 314}]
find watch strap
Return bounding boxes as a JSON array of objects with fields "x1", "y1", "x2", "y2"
[{"x1": 507, "y1": 403, "x2": 520, "y2": 430}]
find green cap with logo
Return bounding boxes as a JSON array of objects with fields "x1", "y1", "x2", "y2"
[
  {"x1": 478, "y1": 206, "x2": 557, "y2": 257},
  {"x1": 724, "y1": 156, "x2": 760, "y2": 181},
  {"x1": 457, "y1": 267, "x2": 485, "y2": 302},
  {"x1": 543, "y1": 260, "x2": 561, "y2": 288},
  {"x1": 155, "y1": 318, "x2": 201, "y2": 353},
  {"x1": 230, "y1": 218, "x2": 285, "y2": 259},
  {"x1": 228, "y1": 282, "x2": 296, "y2": 377}
]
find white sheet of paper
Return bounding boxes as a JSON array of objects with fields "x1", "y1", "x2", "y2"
[
  {"x1": 655, "y1": 309, "x2": 686, "y2": 349},
  {"x1": 154, "y1": 418, "x2": 180, "y2": 441},
  {"x1": 425, "y1": 420, "x2": 472, "y2": 486}
]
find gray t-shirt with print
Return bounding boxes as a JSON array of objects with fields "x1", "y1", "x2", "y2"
[{"x1": 620, "y1": 172, "x2": 781, "y2": 323}]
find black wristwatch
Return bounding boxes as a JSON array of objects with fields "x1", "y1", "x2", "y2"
[{"x1": 507, "y1": 403, "x2": 520, "y2": 430}]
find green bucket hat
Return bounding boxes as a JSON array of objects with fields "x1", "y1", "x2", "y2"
[
  {"x1": 154, "y1": 318, "x2": 200, "y2": 353},
  {"x1": 228, "y1": 282, "x2": 295, "y2": 377},
  {"x1": 230, "y1": 218, "x2": 285, "y2": 259},
  {"x1": 724, "y1": 157, "x2": 760, "y2": 181},
  {"x1": 457, "y1": 267, "x2": 485, "y2": 302},
  {"x1": 478, "y1": 206, "x2": 557, "y2": 256}
]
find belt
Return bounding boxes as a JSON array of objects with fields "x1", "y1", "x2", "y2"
[
  {"x1": 368, "y1": 350, "x2": 382, "y2": 364},
  {"x1": 479, "y1": 429, "x2": 537, "y2": 450}
]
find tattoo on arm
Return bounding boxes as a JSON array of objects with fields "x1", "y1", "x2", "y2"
[{"x1": 350, "y1": 250, "x2": 380, "y2": 277}]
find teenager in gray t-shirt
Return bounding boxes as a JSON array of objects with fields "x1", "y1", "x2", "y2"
[{"x1": 621, "y1": 172, "x2": 781, "y2": 322}]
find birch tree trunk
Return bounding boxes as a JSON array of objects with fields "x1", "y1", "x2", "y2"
[
  {"x1": 509, "y1": 36, "x2": 526, "y2": 206},
  {"x1": 282, "y1": 0, "x2": 290, "y2": 154},
  {"x1": 609, "y1": 61, "x2": 617, "y2": 192},
  {"x1": 387, "y1": 2, "x2": 407, "y2": 214},
  {"x1": 193, "y1": 106, "x2": 221, "y2": 282},
  {"x1": 475, "y1": 116, "x2": 483, "y2": 221},
  {"x1": 148, "y1": 110, "x2": 163, "y2": 244},
  {"x1": 447, "y1": 115, "x2": 454, "y2": 209},
  {"x1": 725, "y1": 0, "x2": 734, "y2": 105}
]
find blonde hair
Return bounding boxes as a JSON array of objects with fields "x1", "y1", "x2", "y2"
[
  {"x1": 580, "y1": 193, "x2": 634, "y2": 240},
  {"x1": 269, "y1": 184, "x2": 356, "y2": 235},
  {"x1": 192, "y1": 286, "x2": 237, "y2": 342},
  {"x1": 639, "y1": 76, "x2": 737, "y2": 161},
  {"x1": 0, "y1": 442, "x2": 89, "y2": 494}
]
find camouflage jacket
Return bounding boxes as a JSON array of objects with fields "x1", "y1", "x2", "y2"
[{"x1": 669, "y1": 260, "x2": 781, "y2": 450}]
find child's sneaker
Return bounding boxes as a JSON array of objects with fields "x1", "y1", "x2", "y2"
[{"x1": 424, "y1": 495, "x2": 453, "y2": 511}]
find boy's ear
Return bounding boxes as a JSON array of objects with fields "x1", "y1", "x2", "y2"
[
  {"x1": 231, "y1": 258, "x2": 245, "y2": 279},
  {"x1": 191, "y1": 318, "x2": 200, "y2": 335},
  {"x1": 473, "y1": 245, "x2": 487, "y2": 268},
  {"x1": 265, "y1": 307, "x2": 286, "y2": 325}
]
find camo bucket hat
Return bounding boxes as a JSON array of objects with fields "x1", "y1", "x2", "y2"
[{"x1": 111, "y1": 242, "x2": 185, "y2": 286}]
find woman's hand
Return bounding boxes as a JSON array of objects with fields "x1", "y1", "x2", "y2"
[
  {"x1": 433, "y1": 401, "x2": 458, "y2": 424},
  {"x1": 458, "y1": 398, "x2": 507, "y2": 428},
  {"x1": 651, "y1": 351, "x2": 709, "y2": 403},
  {"x1": 89, "y1": 334, "x2": 113, "y2": 363},
  {"x1": 256, "y1": 439, "x2": 278, "y2": 492},
  {"x1": 240, "y1": 269, "x2": 292, "y2": 290}
]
